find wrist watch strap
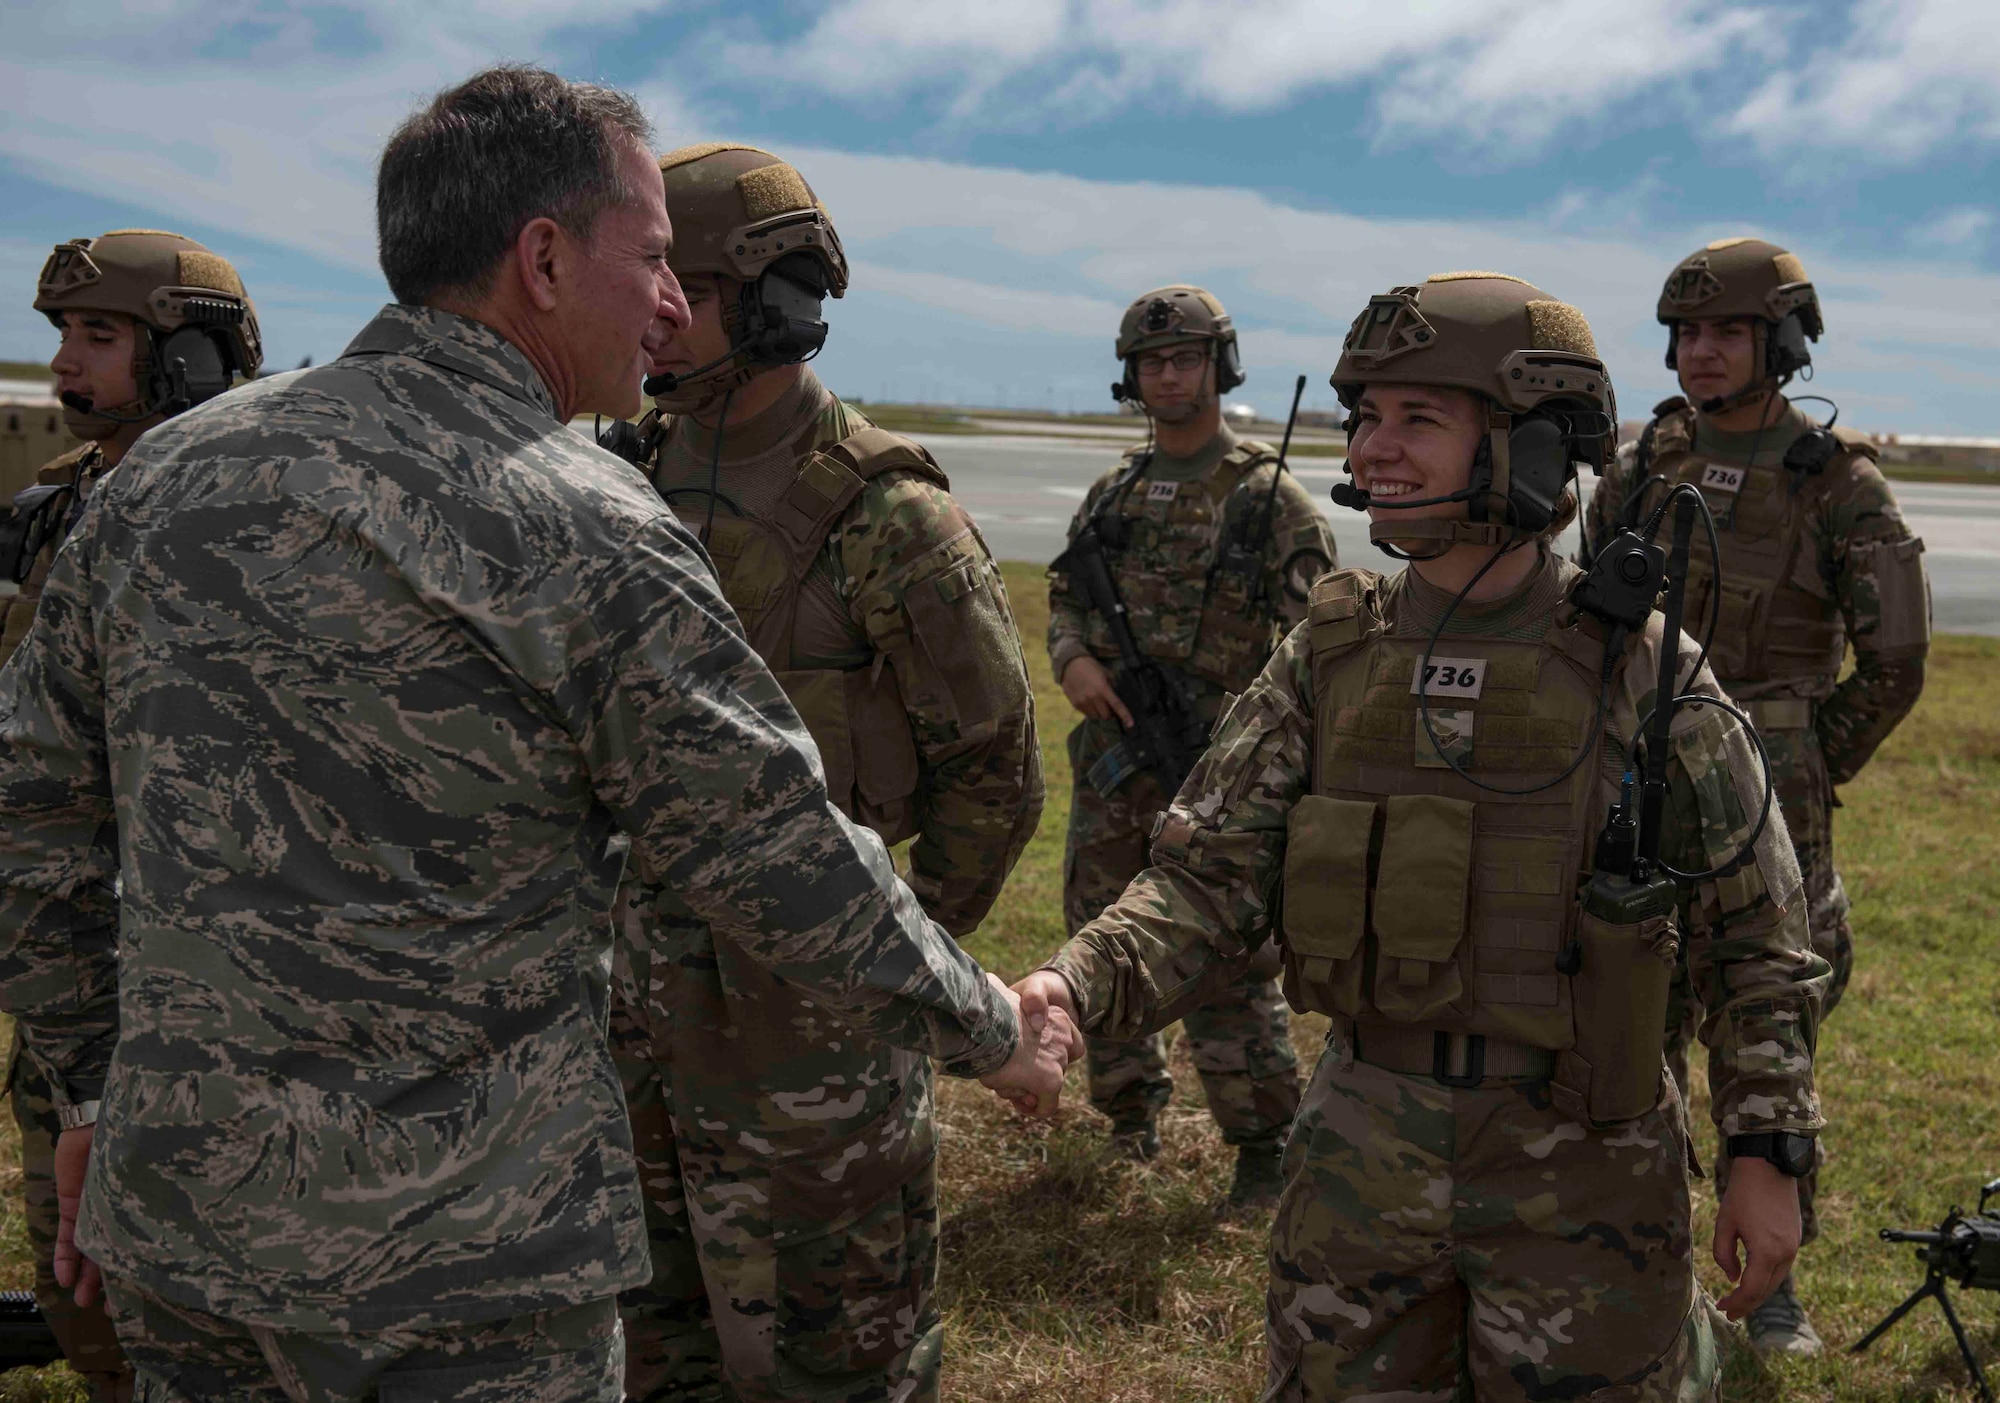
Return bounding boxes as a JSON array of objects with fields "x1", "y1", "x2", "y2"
[
  {"x1": 1726, "y1": 1131, "x2": 1814, "y2": 1178},
  {"x1": 56, "y1": 1099, "x2": 100, "y2": 1132}
]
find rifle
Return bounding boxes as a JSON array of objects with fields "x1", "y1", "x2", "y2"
[
  {"x1": 1851, "y1": 1175, "x2": 2000, "y2": 1403},
  {"x1": 0, "y1": 1290, "x2": 63, "y2": 1370},
  {"x1": 1052, "y1": 519, "x2": 1209, "y2": 800}
]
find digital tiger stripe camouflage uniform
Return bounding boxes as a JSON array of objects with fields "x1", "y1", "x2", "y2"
[{"x1": 0, "y1": 305, "x2": 1020, "y2": 1392}]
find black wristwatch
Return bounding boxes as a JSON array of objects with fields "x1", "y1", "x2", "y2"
[{"x1": 1727, "y1": 1132, "x2": 1816, "y2": 1178}]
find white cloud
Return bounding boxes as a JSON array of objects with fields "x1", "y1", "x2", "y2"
[
  {"x1": 4, "y1": 2, "x2": 1999, "y2": 432},
  {"x1": 1908, "y1": 208, "x2": 1995, "y2": 251},
  {"x1": 730, "y1": 0, "x2": 1786, "y2": 151},
  {"x1": 1727, "y1": 0, "x2": 2000, "y2": 161}
]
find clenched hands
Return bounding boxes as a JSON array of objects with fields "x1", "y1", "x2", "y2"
[{"x1": 979, "y1": 972, "x2": 1084, "y2": 1117}]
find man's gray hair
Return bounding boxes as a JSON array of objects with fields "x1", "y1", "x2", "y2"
[{"x1": 377, "y1": 65, "x2": 653, "y2": 306}]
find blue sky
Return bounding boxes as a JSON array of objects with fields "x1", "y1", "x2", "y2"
[{"x1": 3, "y1": 0, "x2": 1997, "y2": 430}]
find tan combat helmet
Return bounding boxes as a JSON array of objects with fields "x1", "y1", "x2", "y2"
[
  {"x1": 650, "y1": 144, "x2": 846, "y2": 412},
  {"x1": 1112, "y1": 284, "x2": 1244, "y2": 401},
  {"x1": 1656, "y1": 236, "x2": 1821, "y2": 402},
  {"x1": 34, "y1": 229, "x2": 262, "y2": 437},
  {"x1": 1330, "y1": 271, "x2": 1614, "y2": 553}
]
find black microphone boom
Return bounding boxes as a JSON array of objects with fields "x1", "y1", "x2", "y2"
[{"x1": 643, "y1": 349, "x2": 738, "y2": 397}]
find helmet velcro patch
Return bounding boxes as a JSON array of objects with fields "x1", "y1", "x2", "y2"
[
  {"x1": 101, "y1": 228, "x2": 184, "y2": 239},
  {"x1": 1771, "y1": 252, "x2": 1807, "y2": 284},
  {"x1": 1526, "y1": 300, "x2": 1598, "y2": 357},
  {"x1": 177, "y1": 251, "x2": 244, "y2": 297},
  {"x1": 1426, "y1": 270, "x2": 1528, "y2": 284},
  {"x1": 1704, "y1": 236, "x2": 1755, "y2": 251},
  {"x1": 736, "y1": 162, "x2": 814, "y2": 221},
  {"x1": 659, "y1": 142, "x2": 771, "y2": 172}
]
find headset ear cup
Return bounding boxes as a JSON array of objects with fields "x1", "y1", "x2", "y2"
[
  {"x1": 149, "y1": 328, "x2": 232, "y2": 412},
  {"x1": 1217, "y1": 337, "x2": 1244, "y2": 394}
]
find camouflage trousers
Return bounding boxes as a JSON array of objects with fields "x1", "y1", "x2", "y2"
[
  {"x1": 5, "y1": 1033, "x2": 134, "y2": 1402},
  {"x1": 1665, "y1": 716, "x2": 1847, "y2": 1245},
  {"x1": 1264, "y1": 1028, "x2": 1720, "y2": 1402},
  {"x1": 612, "y1": 879, "x2": 941, "y2": 1403},
  {"x1": 103, "y1": 1281, "x2": 619, "y2": 1403},
  {"x1": 1064, "y1": 727, "x2": 1301, "y2": 1144}
]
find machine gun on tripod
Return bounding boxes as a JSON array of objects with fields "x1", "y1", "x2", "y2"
[{"x1": 1851, "y1": 1175, "x2": 2000, "y2": 1403}]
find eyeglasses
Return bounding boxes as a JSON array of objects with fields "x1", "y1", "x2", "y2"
[{"x1": 1135, "y1": 347, "x2": 1208, "y2": 376}]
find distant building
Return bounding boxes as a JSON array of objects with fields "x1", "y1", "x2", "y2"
[{"x1": 1, "y1": 378, "x2": 75, "y2": 506}]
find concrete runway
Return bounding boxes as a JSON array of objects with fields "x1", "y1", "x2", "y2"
[{"x1": 930, "y1": 434, "x2": 2000, "y2": 636}]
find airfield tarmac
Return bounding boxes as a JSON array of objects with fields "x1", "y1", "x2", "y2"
[{"x1": 924, "y1": 433, "x2": 2000, "y2": 636}]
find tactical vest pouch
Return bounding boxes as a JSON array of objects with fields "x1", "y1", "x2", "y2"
[
  {"x1": 1281, "y1": 796, "x2": 1374, "y2": 1012},
  {"x1": 1684, "y1": 559, "x2": 1761, "y2": 681},
  {"x1": 1371, "y1": 794, "x2": 1473, "y2": 1022},
  {"x1": 777, "y1": 663, "x2": 922, "y2": 846},
  {"x1": 1853, "y1": 536, "x2": 1931, "y2": 659},
  {"x1": 1552, "y1": 906, "x2": 1677, "y2": 1126}
]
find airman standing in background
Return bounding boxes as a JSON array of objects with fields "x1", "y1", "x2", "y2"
[
  {"x1": 606, "y1": 144, "x2": 1045, "y2": 1402},
  {"x1": 1580, "y1": 237, "x2": 1930, "y2": 1356},
  {"x1": 1047, "y1": 286, "x2": 1336, "y2": 1205},
  {"x1": 0, "y1": 227, "x2": 263, "y2": 1403}
]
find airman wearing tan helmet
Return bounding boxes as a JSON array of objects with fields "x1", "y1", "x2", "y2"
[
  {"x1": 1580, "y1": 237, "x2": 1930, "y2": 1356},
  {"x1": 0, "y1": 227, "x2": 259, "y2": 1403},
  {"x1": 1046, "y1": 285, "x2": 1337, "y2": 1200},
  {"x1": 604, "y1": 144, "x2": 1045, "y2": 1403}
]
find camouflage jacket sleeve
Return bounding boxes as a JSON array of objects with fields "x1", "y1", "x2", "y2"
[
  {"x1": 1046, "y1": 459, "x2": 1130, "y2": 681},
  {"x1": 1257, "y1": 467, "x2": 1338, "y2": 629},
  {"x1": 1815, "y1": 454, "x2": 1928, "y2": 785},
  {"x1": 576, "y1": 511, "x2": 1021, "y2": 1077},
  {"x1": 1630, "y1": 626, "x2": 1829, "y2": 1138},
  {"x1": 1043, "y1": 625, "x2": 1314, "y2": 1034},
  {"x1": 0, "y1": 506, "x2": 122, "y2": 1105},
  {"x1": 839, "y1": 473, "x2": 1044, "y2": 936}
]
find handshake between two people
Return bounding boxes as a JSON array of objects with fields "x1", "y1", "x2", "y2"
[{"x1": 977, "y1": 971, "x2": 1088, "y2": 1117}]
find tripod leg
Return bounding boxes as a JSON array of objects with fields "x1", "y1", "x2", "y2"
[
  {"x1": 1851, "y1": 1277, "x2": 1942, "y2": 1355},
  {"x1": 1932, "y1": 1287, "x2": 1994, "y2": 1403}
]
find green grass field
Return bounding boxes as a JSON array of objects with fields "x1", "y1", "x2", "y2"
[{"x1": 3, "y1": 567, "x2": 1995, "y2": 1400}]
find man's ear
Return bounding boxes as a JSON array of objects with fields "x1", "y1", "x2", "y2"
[{"x1": 511, "y1": 216, "x2": 567, "y2": 313}]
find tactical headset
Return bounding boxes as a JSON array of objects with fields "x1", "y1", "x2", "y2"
[
  {"x1": 1330, "y1": 406, "x2": 1596, "y2": 544},
  {"x1": 643, "y1": 253, "x2": 831, "y2": 398},
  {"x1": 58, "y1": 319, "x2": 243, "y2": 426}
]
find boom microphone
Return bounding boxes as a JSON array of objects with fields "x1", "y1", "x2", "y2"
[
  {"x1": 59, "y1": 390, "x2": 152, "y2": 425},
  {"x1": 1329, "y1": 481, "x2": 1481, "y2": 513},
  {"x1": 643, "y1": 350, "x2": 737, "y2": 396}
]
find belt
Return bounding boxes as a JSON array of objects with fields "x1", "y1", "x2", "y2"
[
  {"x1": 1741, "y1": 697, "x2": 1813, "y2": 731},
  {"x1": 1350, "y1": 1024, "x2": 1556, "y2": 1087}
]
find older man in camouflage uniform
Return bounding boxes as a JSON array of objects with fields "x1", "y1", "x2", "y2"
[
  {"x1": 1049, "y1": 286, "x2": 1336, "y2": 1205},
  {"x1": 0, "y1": 68, "x2": 1067, "y2": 1403},
  {"x1": 1579, "y1": 237, "x2": 1928, "y2": 1355},
  {"x1": 0, "y1": 226, "x2": 263, "y2": 1403},
  {"x1": 1019, "y1": 273, "x2": 1829, "y2": 1399},
  {"x1": 602, "y1": 144, "x2": 1043, "y2": 1403}
]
